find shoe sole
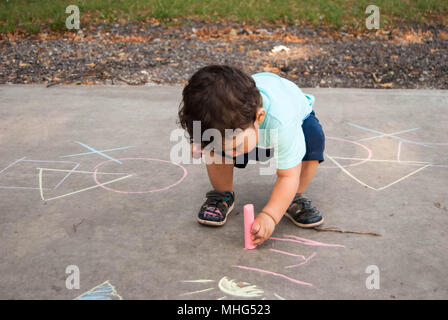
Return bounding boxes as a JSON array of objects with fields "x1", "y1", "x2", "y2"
[
  {"x1": 284, "y1": 212, "x2": 324, "y2": 228},
  {"x1": 197, "y1": 203, "x2": 235, "y2": 227}
]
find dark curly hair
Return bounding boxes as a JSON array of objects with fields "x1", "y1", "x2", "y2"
[{"x1": 178, "y1": 65, "x2": 261, "y2": 149}]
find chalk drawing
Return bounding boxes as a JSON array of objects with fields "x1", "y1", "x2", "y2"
[
  {"x1": 93, "y1": 158, "x2": 188, "y2": 194},
  {"x1": 269, "y1": 248, "x2": 308, "y2": 259},
  {"x1": 269, "y1": 249, "x2": 317, "y2": 269},
  {"x1": 218, "y1": 277, "x2": 264, "y2": 298},
  {"x1": 270, "y1": 234, "x2": 345, "y2": 248},
  {"x1": 0, "y1": 157, "x2": 26, "y2": 175},
  {"x1": 61, "y1": 145, "x2": 132, "y2": 159},
  {"x1": 397, "y1": 141, "x2": 402, "y2": 162},
  {"x1": 38, "y1": 167, "x2": 133, "y2": 201},
  {"x1": 319, "y1": 137, "x2": 373, "y2": 169},
  {"x1": 273, "y1": 293, "x2": 286, "y2": 300},
  {"x1": 179, "y1": 233, "x2": 346, "y2": 297},
  {"x1": 321, "y1": 122, "x2": 448, "y2": 190},
  {"x1": 233, "y1": 265, "x2": 313, "y2": 287},
  {"x1": 326, "y1": 154, "x2": 432, "y2": 191},
  {"x1": 180, "y1": 279, "x2": 215, "y2": 283},
  {"x1": 285, "y1": 252, "x2": 317, "y2": 269},
  {"x1": 74, "y1": 280, "x2": 122, "y2": 300},
  {"x1": 357, "y1": 127, "x2": 421, "y2": 142},
  {"x1": 62, "y1": 141, "x2": 128, "y2": 164},
  {"x1": 0, "y1": 157, "x2": 80, "y2": 190},
  {"x1": 179, "y1": 287, "x2": 215, "y2": 296},
  {"x1": 348, "y1": 122, "x2": 448, "y2": 147},
  {"x1": 179, "y1": 277, "x2": 280, "y2": 300}
]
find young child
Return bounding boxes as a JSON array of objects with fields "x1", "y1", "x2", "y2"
[{"x1": 178, "y1": 65, "x2": 325, "y2": 247}]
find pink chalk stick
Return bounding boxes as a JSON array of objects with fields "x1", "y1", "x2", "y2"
[{"x1": 244, "y1": 204, "x2": 256, "y2": 250}]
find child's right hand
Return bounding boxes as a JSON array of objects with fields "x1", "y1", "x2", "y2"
[{"x1": 251, "y1": 212, "x2": 276, "y2": 247}]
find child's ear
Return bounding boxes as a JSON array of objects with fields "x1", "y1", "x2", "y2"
[{"x1": 256, "y1": 107, "x2": 266, "y2": 124}]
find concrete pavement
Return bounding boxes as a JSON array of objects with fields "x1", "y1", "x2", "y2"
[{"x1": 0, "y1": 84, "x2": 447, "y2": 299}]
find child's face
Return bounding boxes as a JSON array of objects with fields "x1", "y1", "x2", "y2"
[
  {"x1": 221, "y1": 107, "x2": 265, "y2": 158},
  {"x1": 222, "y1": 123, "x2": 259, "y2": 157}
]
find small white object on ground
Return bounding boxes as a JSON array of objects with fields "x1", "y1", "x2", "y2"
[{"x1": 271, "y1": 45, "x2": 290, "y2": 54}]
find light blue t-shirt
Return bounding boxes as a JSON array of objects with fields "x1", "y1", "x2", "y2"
[{"x1": 252, "y1": 72, "x2": 314, "y2": 170}]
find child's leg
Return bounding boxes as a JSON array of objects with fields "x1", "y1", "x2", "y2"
[
  {"x1": 296, "y1": 160, "x2": 319, "y2": 194},
  {"x1": 197, "y1": 151, "x2": 235, "y2": 226},
  {"x1": 205, "y1": 151, "x2": 234, "y2": 192},
  {"x1": 286, "y1": 160, "x2": 323, "y2": 228}
]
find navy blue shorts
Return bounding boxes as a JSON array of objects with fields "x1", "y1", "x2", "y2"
[{"x1": 221, "y1": 110, "x2": 325, "y2": 169}]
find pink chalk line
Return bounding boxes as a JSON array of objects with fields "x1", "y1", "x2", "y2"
[
  {"x1": 270, "y1": 234, "x2": 345, "y2": 248},
  {"x1": 93, "y1": 158, "x2": 188, "y2": 194},
  {"x1": 269, "y1": 248, "x2": 306, "y2": 259},
  {"x1": 320, "y1": 137, "x2": 372, "y2": 169},
  {"x1": 285, "y1": 252, "x2": 317, "y2": 269},
  {"x1": 269, "y1": 249, "x2": 317, "y2": 269},
  {"x1": 233, "y1": 265, "x2": 313, "y2": 287}
]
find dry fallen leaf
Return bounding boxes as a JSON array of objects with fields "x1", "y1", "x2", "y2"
[{"x1": 372, "y1": 72, "x2": 382, "y2": 83}]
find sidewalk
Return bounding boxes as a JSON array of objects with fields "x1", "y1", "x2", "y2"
[{"x1": 0, "y1": 84, "x2": 447, "y2": 299}]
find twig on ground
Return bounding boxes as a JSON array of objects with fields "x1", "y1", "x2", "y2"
[{"x1": 313, "y1": 226, "x2": 382, "y2": 237}]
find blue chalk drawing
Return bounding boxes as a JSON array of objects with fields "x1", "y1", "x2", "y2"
[
  {"x1": 75, "y1": 280, "x2": 123, "y2": 300},
  {"x1": 60, "y1": 142, "x2": 132, "y2": 164},
  {"x1": 61, "y1": 146, "x2": 132, "y2": 159}
]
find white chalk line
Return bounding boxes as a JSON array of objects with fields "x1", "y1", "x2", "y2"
[
  {"x1": 0, "y1": 158, "x2": 82, "y2": 191},
  {"x1": 179, "y1": 287, "x2": 215, "y2": 296},
  {"x1": 329, "y1": 156, "x2": 430, "y2": 164},
  {"x1": 330, "y1": 155, "x2": 448, "y2": 168},
  {"x1": 357, "y1": 127, "x2": 420, "y2": 142},
  {"x1": 326, "y1": 155, "x2": 377, "y2": 191},
  {"x1": 0, "y1": 157, "x2": 27, "y2": 175},
  {"x1": 274, "y1": 293, "x2": 286, "y2": 300},
  {"x1": 326, "y1": 154, "x2": 432, "y2": 191},
  {"x1": 53, "y1": 163, "x2": 80, "y2": 189},
  {"x1": 180, "y1": 279, "x2": 215, "y2": 283},
  {"x1": 348, "y1": 122, "x2": 448, "y2": 147},
  {"x1": 0, "y1": 186, "x2": 51, "y2": 190},
  {"x1": 36, "y1": 167, "x2": 129, "y2": 175},
  {"x1": 39, "y1": 170, "x2": 133, "y2": 201}
]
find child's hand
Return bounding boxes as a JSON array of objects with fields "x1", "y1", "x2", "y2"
[{"x1": 251, "y1": 212, "x2": 276, "y2": 247}]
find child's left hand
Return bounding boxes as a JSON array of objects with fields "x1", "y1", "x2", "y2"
[{"x1": 251, "y1": 212, "x2": 276, "y2": 247}]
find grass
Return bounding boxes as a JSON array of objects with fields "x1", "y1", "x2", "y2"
[{"x1": 0, "y1": 0, "x2": 447, "y2": 34}]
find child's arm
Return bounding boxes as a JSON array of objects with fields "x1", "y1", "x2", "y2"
[{"x1": 251, "y1": 163, "x2": 302, "y2": 246}]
